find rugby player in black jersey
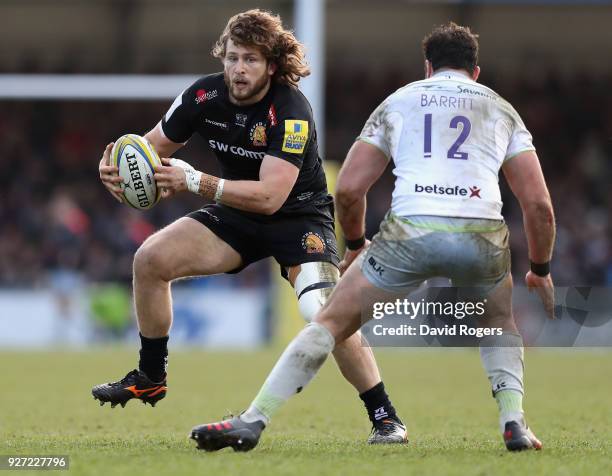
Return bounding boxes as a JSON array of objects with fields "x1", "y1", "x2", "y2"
[{"x1": 94, "y1": 9, "x2": 406, "y2": 447}]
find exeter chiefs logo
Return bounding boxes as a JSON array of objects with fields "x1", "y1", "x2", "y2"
[
  {"x1": 302, "y1": 232, "x2": 326, "y2": 254},
  {"x1": 249, "y1": 121, "x2": 267, "y2": 147}
]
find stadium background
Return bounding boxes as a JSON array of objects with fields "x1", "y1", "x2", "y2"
[
  {"x1": 0, "y1": 2, "x2": 611, "y2": 474},
  {"x1": 2, "y1": 0, "x2": 611, "y2": 348}
]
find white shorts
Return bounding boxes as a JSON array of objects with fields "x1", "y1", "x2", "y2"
[{"x1": 361, "y1": 213, "x2": 510, "y2": 294}]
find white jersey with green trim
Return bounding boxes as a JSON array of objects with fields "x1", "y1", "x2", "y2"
[{"x1": 358, "y1": 70, "x2": 535, "y2": 220}]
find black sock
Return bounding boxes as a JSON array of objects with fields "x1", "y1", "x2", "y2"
[
  {"x1": 138, "y1": 333, "x2": 168, "y2": 382},
  {"x1": 359, "y1": 381, "x2": 401, "y2": 426}
]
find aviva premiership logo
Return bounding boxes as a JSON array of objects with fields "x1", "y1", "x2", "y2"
[{"x1": 282, "y1": 120, "x2": 308, "y2": 154}]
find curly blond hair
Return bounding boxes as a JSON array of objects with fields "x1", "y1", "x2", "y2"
[{"x1": 212, "y1": 9, "x2": 310, "y2": 86}]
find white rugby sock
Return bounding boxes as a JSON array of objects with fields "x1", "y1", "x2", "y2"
[
  {"x1": 479, "y1": 332, "x2": 525, "y2": 432},
  {"x1": 241, "y1": 322, "x2": 335, "y2": 424},
  {"x1": 240, "y1": 406, "x2": 269, "y2": 425}
]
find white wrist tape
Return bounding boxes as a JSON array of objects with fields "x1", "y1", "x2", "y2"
[
  {"x1": 214, "y1": 178, "x2": 225, "y2": 202},
  {"x1": 185, "y1": 169, "x2": 202, "y2": 194},
  {"x1": 169, "y1": 158, "x2": 202, "y2": 194}
]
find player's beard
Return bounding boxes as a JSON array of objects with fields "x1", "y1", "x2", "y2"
[{"x1": 226, "y1": 72, "x2": 270, "y2": 104}]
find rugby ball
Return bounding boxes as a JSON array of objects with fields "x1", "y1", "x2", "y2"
[{"x1": 111, "y1": 134, "x2": 162, "y2": 210}]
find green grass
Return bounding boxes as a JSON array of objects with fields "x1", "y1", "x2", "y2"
[{"x1": 1, "y1": 349, "x2": 610, "y2": 475}]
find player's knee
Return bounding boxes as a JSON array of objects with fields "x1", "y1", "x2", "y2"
[
  {"x1": 294, "y1": 262, "x2": 339, "y2": 323},
  {"x1": 133, "y1": 241, "x2": 172, "y2": 282},
  {"x1": 481, "y1": 275, "x2": 515, "y2": 329},
  {"x1": 313, "y1": 310, "x2": 351, "y2": 345},
  {"x1": 297, "y1": 289, "x2": 324, "y2": 322}
]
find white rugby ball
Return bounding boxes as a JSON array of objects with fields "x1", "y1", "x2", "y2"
[{"x1": 111, "y1": 134, "x2": 162, "y2": 210}]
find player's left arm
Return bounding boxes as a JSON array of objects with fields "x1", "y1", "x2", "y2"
[
  {"x1": 212, "y1": 155, "x2": 299, "y2": 214},
  {"x1": 153, "y1": 155, "x2": 298, "y2": 215}
]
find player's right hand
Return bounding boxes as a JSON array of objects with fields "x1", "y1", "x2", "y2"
[
  {"x1": 339, "y1": 240, "x2": 370, "y2": 275},
  {"x1": 98, "y1": 142, "x2": 124, "y2": 203},
  {"x1": 525, "y1": 271, "x2": 555, "y2": 319}
]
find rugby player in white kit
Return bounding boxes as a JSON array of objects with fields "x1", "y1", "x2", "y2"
[{"x1": 192, "y1": 22, "x2": 555, "y2": 452}]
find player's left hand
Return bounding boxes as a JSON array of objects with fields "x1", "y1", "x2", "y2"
[
  {"x1": 154, "y1": 157, "x2": 188, "y2": 199},
  {"x1": 339, "y1": 240, "x2": 370, "y2": 275},
  {"x1": 525, "y1": 271, "x2": 555, "y2": 319}
]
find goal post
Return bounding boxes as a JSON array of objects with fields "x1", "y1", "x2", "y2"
[{"x1": 0, "y1": 74, "x2": 199, "y2": 100}]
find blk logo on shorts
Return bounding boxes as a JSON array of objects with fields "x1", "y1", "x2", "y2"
[{"x1": 368, "y1": 257, "x2": 385, "y2": 276}]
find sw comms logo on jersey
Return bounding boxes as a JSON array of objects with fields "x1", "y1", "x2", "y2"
[
  {"x1": 195, "y1": 89, "x2": 218, "y2": 104},
  {"x1": 249, "y1": 121, "x2": 267, "y2": 147},
  {"x1": 414, "y1": 183, "x2": 482, "y2": 199},
  {"x1": 282, "y1": 120, "x2": 308, "y2": 154},
  {"x1": 208, "y1": 140, "x2": 265, "y2": 160},
  {"x1": 205, "y1": 118, "x2": 229, "y2": 131},
  {"x1": 302, "y1": 232, "x2": 326, "y2": 254}
]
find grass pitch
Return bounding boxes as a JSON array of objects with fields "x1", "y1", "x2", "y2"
[{"x1": 1, "y1": 349, "x2": 610, "y2": 475}]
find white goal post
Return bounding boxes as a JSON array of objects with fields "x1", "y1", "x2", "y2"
[{"x1": 0, "y1": 74, "x2": 199, "y2": 100}]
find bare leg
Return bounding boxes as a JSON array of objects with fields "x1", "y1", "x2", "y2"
[
  {"x1": 477, "y1": 274, "x2": 537, "y2": 446},
  {"x1": 330, "y1": 334, "x2": 380, "y2": 393},
  {"x1": 92, "y1": 216, "x2": 244, "y2": 404},
  {"x1": 247, "y1": 259, "x2": 392, "y2": 420},
  {"x1": 287, "y1": 263, "x2": 380, "y2": 393},
  {"x1": 133, "y1": 217, "x2": 243, "y2": 337},
  {"x1": 315, "y1": 261, "x2": 381, "y2": 343},
  {"x1": 479, "y1": 273, "x2": 516, "y2": 331}
]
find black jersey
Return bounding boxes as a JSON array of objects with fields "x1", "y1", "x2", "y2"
[{"x1": 160, "y1": 73, "x2": 330, "y2": 216}]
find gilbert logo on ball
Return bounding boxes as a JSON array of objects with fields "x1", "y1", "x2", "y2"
[{"x1": 111, "y1": 134, "x2": 162, "y2": 210}]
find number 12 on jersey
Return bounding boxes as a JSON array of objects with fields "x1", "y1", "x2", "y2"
[{"x1": 423, "y1": 113, "x2": 472, "y2": 160}]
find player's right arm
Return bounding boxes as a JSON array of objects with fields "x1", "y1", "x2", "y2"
[
  {"x1": 502, "y1": 150, "x2": 556, "y2": 318},
  {"x1": 98, "y1": 142, "x2": 124, "y2": 203},
  {"x1": 335, "y1": 100, "x2": 394, "y2": 272},
  {"x1": 98, "y1": 125, "x2": 184, "y2": 203},
  {"x1": 336, "y1": 140, "x2": 388, "y2": 273},
  {"x1": 98, "y1": 80, "x2": 196, "y2": 203},
  {"x1": 144, "y1": 123, "x2": 184, "y2": 158}
]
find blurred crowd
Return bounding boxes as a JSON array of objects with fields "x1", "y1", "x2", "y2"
[{"x1": 1, "y1": 69, "x2": 610, "y2": 288}]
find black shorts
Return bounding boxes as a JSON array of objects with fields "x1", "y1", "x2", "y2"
[{"x1": 186, "y1": 200, "x2": 339, "y2": 278}]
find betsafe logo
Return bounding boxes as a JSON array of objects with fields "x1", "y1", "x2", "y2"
[{"x1": 414, "y1": 183, "x2": 481, "y2": 198}]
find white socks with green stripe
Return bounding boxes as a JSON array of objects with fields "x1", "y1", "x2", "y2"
[
  {"x1": 495, "y1": 389, "x2": 524, "y2": 428},
  {"x1": 240, "y1": 322, "x2": 336, "y2": 425},
  {"x1": 479, "y1": 332, "x2": 525, "y2": 432}
]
